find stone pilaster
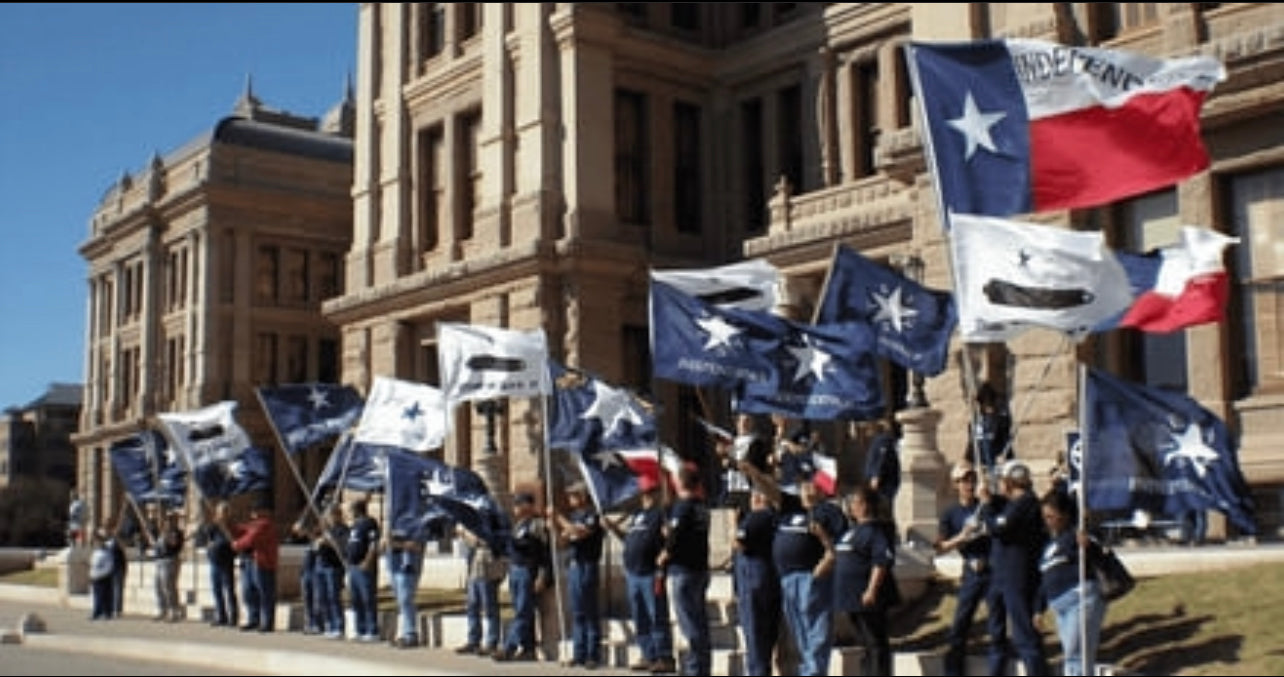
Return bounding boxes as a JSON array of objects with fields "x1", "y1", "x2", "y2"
[{"x1": 894, "y1": 406, "x2": 946, "y2": 547}]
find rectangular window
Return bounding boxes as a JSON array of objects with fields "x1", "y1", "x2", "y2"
[
  {"x1": 1229, "y1": 167, "x2": 1284, "y2": 396},
  {"x1": 615, "y1": 89, "x2": 650, "y2": 225},
  {"x1": 458, "y1": 2, "x2": 482, "y2": 41},
  {"x1": 617, "y1": 3, "x2": 647, "y2": 26},
  {"x1": 286, "y1": 335, "x2": 309, "y2": 383},
  {"x1": 673, "y1": 101, "x2": 703, "y2": 234},
  {"x1": 741, "y1": 97, "x2": 765, "y2": 233},
  {"x1": 852, "y1": 60, "x2": 879, "y2": 178},
  {"x1": 255, "y1": 332, "x2": 279, "y2": 386},
  {"x1": 418, "y1": 126, "x2": 443, "y2": 255},
  {"x1": 255, "y1": 245, "x2": 279, "y2": 306},
  {"x1": 318, "y1": 338, "x2": 340, "y2": 384},
  {"x1": 459, "y1": 111, "x2": 482, "y2": 241},
  {"x1": 671, "y1": 3, "x2": 700, "y2": 31},
  {"x1": 317, "y1": 251, "x2": 342, "y2": 301},
  {"x1": 420, "y1": 3, "x2": 445, "y2": 61},
  {"x1": 284, "y1": 248, "x2": 309, "y2": 304},
  {"x1": 777, "y1": 84, "x2": 803, "y2": 193}
]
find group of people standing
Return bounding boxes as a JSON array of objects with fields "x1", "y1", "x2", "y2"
[{"x1": 936, "y1": 456, "x2": 1115, "y2": 677}]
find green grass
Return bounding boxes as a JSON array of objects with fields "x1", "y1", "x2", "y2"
[
  {"x1": 0, "y1": 567, "x2": 58, "y2": 587},
  {"x1": 892, "y1": 561, "x2": 1284, "y2": 676}
]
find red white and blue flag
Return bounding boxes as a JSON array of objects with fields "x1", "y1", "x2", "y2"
[
  {"x1": 907, "y1": 38, "x2": 1225, "y2": 218},
  {"x1": 1098, "y1": 226, "x2": 1239, "y2": 333}
]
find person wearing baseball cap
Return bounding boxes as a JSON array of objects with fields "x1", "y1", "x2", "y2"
[
  {"x1": 977, "y1": 459, "x2": 1050, "y2": 676},
  {"x1": 602, "y1": 473, "x2": 674, "y2": 673},
  {"x1": 935, "y1": 461, "x2": 999, "y2": 676}
]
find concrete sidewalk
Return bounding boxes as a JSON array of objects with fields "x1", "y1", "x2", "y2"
[{"x1": 0, "y1": 585, "x2": 631, "y2": 677}]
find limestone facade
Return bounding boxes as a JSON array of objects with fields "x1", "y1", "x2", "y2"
[
  {"x1": 333, "y1": 3, "x2": 1284, "y2": 537},
  {"x1": 72, "y1": 88, "x2": 355, "y2": 530}
]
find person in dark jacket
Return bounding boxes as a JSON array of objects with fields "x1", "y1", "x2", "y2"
[
  {"x1": 978, "y1": 460, "x2": 1050, "y2": 677},
  {"x1": 604, "y1": 474, "x2": 675, "y2": 673},
  {"x1": 834, "y1": 484, "x2": 901, "y2": 676},
  {"x1": 493, "y1": 491, "x2": 549, "y2": 663}
]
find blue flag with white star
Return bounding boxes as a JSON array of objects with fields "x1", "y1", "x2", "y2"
[
  {"x1": 548, "y1": 360, "x2": 658, "y2": 454},
  {"x1": 353, "y1": 376, "x2": 448, "y2": 452},
  {"x1": 109, "y1": 429, "x2": 188, "y2": 507},
  {"x1": 649, "y1": 279, "x2": 783, "y2": 389},
  {"x1": 734, "y1": 318, "x2": 885, "y2": 421},
  {"x1": 384, "y1": 447, "x2": 508, "y2": 550},
  {"x1": 548, "y1": 360, "x2": 664, "y2": 510},
  {"x1": 1083, "y1": 367, "x2": 1256, "y2": 534},
  {"x1": 815, "y1": 244, "x2": 957, "y2": 376},
  {"x1": 257, "y1": 383, "x2": 364, "y2": 455}
]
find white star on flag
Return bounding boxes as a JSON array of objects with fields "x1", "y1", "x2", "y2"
[
  {"x1": 307, "y1": 386, "x2": 330, "y2": 410},
  {"x1": 947, "y1": 91, "x2": 1006, "y2": 160},
  {"x1": 581, "y1": 380, "x2": 644, "y2": 436},
  {"x1": 423, "y1": 467, "x2": 454, "y2": 496},
  {"x1": 1163, "y1": 424, "x2": 1221, "y2": 479},
  {"x1": 871, "y1": 285, "x2": 918, "y2": 333},
  {"x1": 696, "y1": 314, "x2": 740, "y2": 350},
  {"x1": 787, "y1": 338, "x2": 832, "y2": 383},
  {"x1": 592, "y1": 450, "x2": 623, "y2": 470}
]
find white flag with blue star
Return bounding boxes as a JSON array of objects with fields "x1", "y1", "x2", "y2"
[{"x1": 353, "y1": 376, "x2": 448, "y2": 452}]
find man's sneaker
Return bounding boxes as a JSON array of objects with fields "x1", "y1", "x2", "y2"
[
  {"x1": 650, "y1": 657, "x2": 677, "y2": 674},
  {"x1": 324, "y1": 630, "x2": 342, "y2": 639},
  {"x1": 630, "y1": 658, "x2": 654, "y2": 671},
  {"x1": 454, "y1": 643, "x2": 480, "y2": 655},
  {"x1": 358, "y1": 633, "x2": 379, "y2": 642}
]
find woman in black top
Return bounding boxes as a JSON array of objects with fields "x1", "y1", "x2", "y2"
[{"x1": 833, "y1": 484, "x2": 901, "y2": 676}]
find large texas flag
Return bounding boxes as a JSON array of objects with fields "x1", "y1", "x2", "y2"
[{"x1": 907, "y1": 38, "x2": 1225, "y2": 218}]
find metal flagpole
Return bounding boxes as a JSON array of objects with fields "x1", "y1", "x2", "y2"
[
  {"x1": 253, "y1": 388, "x2": 330, "y2": 528},
  {"x1": 1076, "y1": 361, "x2": 1091, "y2": 675},
  {"x1": 538, "y1": 363, "x2": 569, "y2": 660}
]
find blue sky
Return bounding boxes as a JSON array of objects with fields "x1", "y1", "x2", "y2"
[{"x1": 0, "y1": 3, "x2": 356, "y2": 410}]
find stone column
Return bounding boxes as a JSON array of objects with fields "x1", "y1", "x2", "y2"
[{"x1": 894, "y1": 406, "x2": 946, "y2": 547}]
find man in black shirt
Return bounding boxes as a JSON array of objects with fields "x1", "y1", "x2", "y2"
[
  {"x1": 772, "y1": 473, "x2": 845, "y2": 676},
  {"x1": 549, "y1": 481, "x2": 605, "y2": 668},
  {"x1": 494, "y1": 492, "x2": 549, "y2": 662},
  {"x1": 605, "y1": 475, "x2": 675, "y2": 673},
  {"x1": 733, "y1": 485, "x2": 780, "y2": 677},
  {"x1": 659, "y1": 464, "x2": 711, "y2": 676}
]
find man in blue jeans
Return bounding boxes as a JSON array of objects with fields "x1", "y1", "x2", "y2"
[
  {"x1": 605, "y1": 474, "x2": 675, "y2": 674},
  {"x1": 385, "y1": 530, "x2": 424, "y2": 648},
  {"x1": 659, "y1": 464, "x2": 711, "y2": 676},
  {"x1": 771, "y1": 473, "x2": 845, "y2": 677},
  {"x1": 548, "y1": 481, "x2": 605, "y2": 669},
  {"x1": 455, "y1": 521, "x2": 504, "y2": 657},
  {"x1": 493, "y1": 492, "x2": 548, "y2": 662},
  {"x1": 345, "y1": 498, "x2": 381, "y2": 642}
]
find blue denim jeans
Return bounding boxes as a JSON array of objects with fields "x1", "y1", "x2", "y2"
[
  {"x1": 208, "y1": 560, "x2": 238, "y2": 626},
  {"x1": 1051, "y1": 580, "x2": 1106, "y2": 676},
  {"x1": 504, "y1": 565, "x2": 538, "y2": 653},
  {"x1": 624, "y1": 571, "x2": 672, "y2": 662},
  {"x1": 253, "y1": 566, "x2": 277, "y2": 631},
  {"x1": 466, "y1": 576, "x2": 501, "y2": 649},
  {"x1": 389, "y1": 555, "x2": 422, "y2": 642},
  {"x1": 348, "y1": 567, "x2": 379, "y2": 637},
  {"x1": 315, "y1": 566, "x2": 345, "y2": 634},
  {"x1": 299, "y1": 563, "x2": 318, "y2": 631},
  {"x1": 669, "y1": 566, "x2": 711, "y2": 676},
  {"x1": 239, "y1": 558, "x2": 259, "y2": 626},
  {"x1": 734, "y1": 556, "x2": 780, "y2": 677},
  {"x1": 780, "y1": 569, "x2": 833, "y2": 676},
  {"x1": 568, "y1": 560, "x2": 601, "y2": 663}
]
